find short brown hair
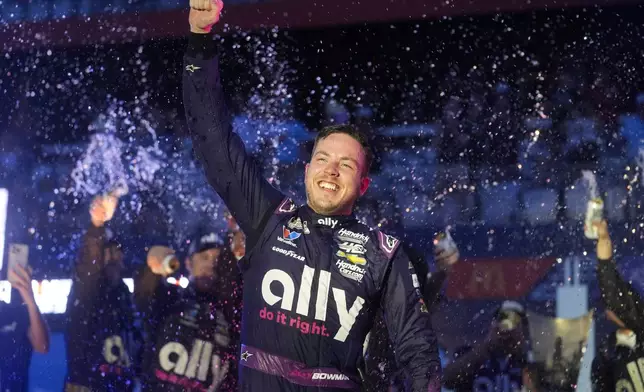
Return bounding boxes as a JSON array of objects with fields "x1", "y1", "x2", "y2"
[{"x1": 313, "y1": 124, "x2": 373, "y2": 176}]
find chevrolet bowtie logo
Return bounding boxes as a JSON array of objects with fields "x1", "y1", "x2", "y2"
[
  {"x1": 240, "y1": 350, "x2": 253, "y2": 361},
  {"x1": 185, "y1": 64, "x2": 201, "y2": 73}
]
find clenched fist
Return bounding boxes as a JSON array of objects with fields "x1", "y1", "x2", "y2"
[
  {"x1": 90, "y1": 194, "x2": 118, "y2": 227},
  {"x1": 593, "y1": 220, "x2": 612, "y2": 261},
  {"x1": 231, "y1": 230, "x2": 246, "y2": 260},
  {"x1": 189, "y1": 0, "x2": 224, "y2": 34},
  {"x1": 434, "y1": 247, "x2": 459, "y2": 271},
  {"x1": 147, "y1": 246, "x2": 180, "y2": 276}
]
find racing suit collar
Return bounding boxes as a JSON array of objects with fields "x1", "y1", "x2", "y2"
[{"x1": 302, "y1": 205, "x2": 357, "y2": 229}]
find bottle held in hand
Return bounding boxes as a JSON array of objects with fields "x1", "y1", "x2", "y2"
[
  {"x1": 148, "y1": 246, "x2": 180, "y2": 276},
  {"x1": 584, "y1": 198, "x2": 604, "y2": 239},
  {"x1": 161, "y1": 255, "x2": 180, "y2": 275}
]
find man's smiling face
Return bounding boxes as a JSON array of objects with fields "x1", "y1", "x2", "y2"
[{"x1": 305, "y1": 132, "x2": 370, "y2": 216}]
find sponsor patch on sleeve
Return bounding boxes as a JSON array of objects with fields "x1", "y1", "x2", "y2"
[
  {"x1": 408, "y1": 265, "x2": 427, "y2": 312},
  {"x1": 377, "y1": 231, "x2": 400, "y2": 259}
]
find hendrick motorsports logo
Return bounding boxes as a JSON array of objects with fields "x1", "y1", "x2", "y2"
[
  {"x1": 336, "y1": 259, "x2": 365, "y2": 282},
  {"x1": 337, "y1": 228, "x2": 370, "y2": 245}
]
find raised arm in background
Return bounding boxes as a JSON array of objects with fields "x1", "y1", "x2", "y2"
[
  {"x1": 8, "y1": 265, "x2": 50, "y2": 354},
  {"x1": 594, "y1": 220, "x2": 644, "y2": 336}
]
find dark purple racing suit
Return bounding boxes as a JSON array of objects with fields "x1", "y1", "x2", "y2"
[{"x1": 182, "y1": 33, "x2": 441, "y2": 392}]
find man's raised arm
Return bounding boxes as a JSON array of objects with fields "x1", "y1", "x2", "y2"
[
  {"x1": 183, "y1": 0, "x2": 283, "y2": 244},
  {"x1": 594, "y1": 220, "x2": 644, "y2": 335}
]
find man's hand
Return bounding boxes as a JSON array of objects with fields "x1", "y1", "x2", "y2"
[
  {"x1": 434, "y1": 247, "x2": 459, "y2": 271},
  {"x1": 9, "y1": 264, "x2": 36, "y2": 305},
  {"x1": 147, "y1": 246, "x2": 178, "y2": 276},
  {"x1": 231, "y1": 230, "x2": 246, "y2": 260},
  {"x1": 189, "y1": 0, "x2": 224, "y2": 34},
  {"x1": 10, "y1": 264, "x2": 50, "y2": 354},
  {"x1": 226, "y1": 211, "x2": 239, "y2": 232},
  {"x1": 225, "y1": 212, "x2": 245, "y2": 259},
  {"x1": 593, "y1": 220, "x2": 612, "y2": 261},
  {"x1": 89, "y1": 194, "x2": 118, "y2": 227}
]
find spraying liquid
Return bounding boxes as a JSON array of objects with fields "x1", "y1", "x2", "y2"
[
  {"x1": 581, "y1": 170, "x2": 599, "y2": 200},
  {"x1": 581, "y1": 170, "x2": 603, "y2": 239},
  {"x1": 630, "y1": 148, "x2": 644, "y2": 192},
  {"x1": 58, "y1": 30, "x2": 296, "y2": 249}
]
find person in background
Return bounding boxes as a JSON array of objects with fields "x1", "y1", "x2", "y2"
[
  {"x1": 65, "y1": 194, "x2": 141, "y2": 392},
  {"x1": 618, "y1": 92, "x2": 644, "y2": 161},
  {"x1": 592, "y1": 311, "x2": 626, "y2": 392},
  {"x1": 362, "y1": 240, "x2": 459, "y2": 392},
  {"x1": 134, "y1": 224, "x2": 244, "y2": 392},
  {"x1": 0, "y1": 264, "x2": 50, "y2": 392},
  {"x1": 591, "y1": 220, "x2": 644, "y2": 391},
  {"x1": 443, "y1": 301, "x2": 536, "y2": 392}
]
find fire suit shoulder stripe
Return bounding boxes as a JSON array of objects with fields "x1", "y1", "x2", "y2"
[{"x1": 275, "y1": 198, "x2": 298, "y2": 215}]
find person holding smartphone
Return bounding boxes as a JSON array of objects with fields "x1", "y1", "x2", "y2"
[{"x1": 0, "y1": 254, "x2": 50, "y2": 392}]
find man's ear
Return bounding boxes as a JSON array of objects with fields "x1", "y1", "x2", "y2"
[{"x1": 359, "y1": 176, "x2": 371, "y2": 196}]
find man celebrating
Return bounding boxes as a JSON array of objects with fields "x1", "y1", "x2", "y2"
[
  {"x1": 134, "y1": 228, "x2": 242, "y2": 392},
  {"x1": 591, "y1": 220, "x2": 643, "y2": 391},
  {"x1": 183, "y1": 1, "x2": 441, "y2": 391},
  {"x1": 65, "y1": 194, "x2": 140, "y2": 392}
]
